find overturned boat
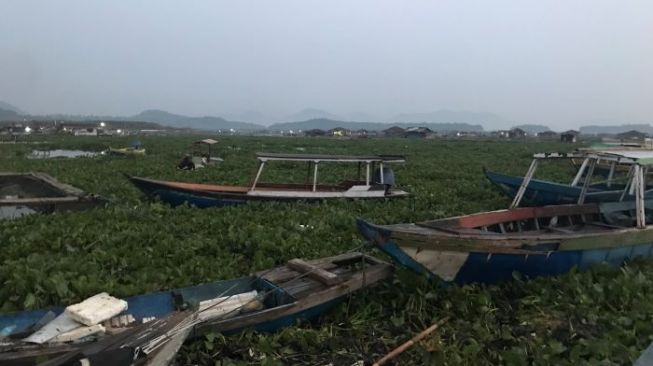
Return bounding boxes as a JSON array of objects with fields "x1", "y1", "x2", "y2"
[
  {"x1": 359, "y1": 151, "x2": 653, "y2": 284},
  {"x1": 0, "y1": 252, "x2": 392, "y2": 365},
  {"x1": 0, "y1": 172, "x2": 104, "y2": 219},
  {"x1": 129, "y1": 153, "x2": 409, "y2": 208}
]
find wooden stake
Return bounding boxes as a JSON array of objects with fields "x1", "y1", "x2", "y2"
[{"x1": 372, "y1": 317, "x2": 449, "y2": 366}]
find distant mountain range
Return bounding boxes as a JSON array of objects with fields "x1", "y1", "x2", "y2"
[
  {"x1": 0, "y1": 101, "x2": 25, "y2": 115},
  {"x1": 2, "y1": 100, "x2": 651, "y2": 134},
  {"x1": 132, "y1": 110, "x2": 264, "y2": 131},
  {"x1": 580, "y1": 124, "x2": 653, "y2": 135},
  {"x1": 512, "y1": 124, "x2": 551, "y2": 134},
  {"x1": 269, "y1": 119, "x2": 484, "y2": 132}
]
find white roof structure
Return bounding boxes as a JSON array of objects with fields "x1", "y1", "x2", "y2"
[{"x1": 255, "y1": 153, "x2": 406, "y2": 163}]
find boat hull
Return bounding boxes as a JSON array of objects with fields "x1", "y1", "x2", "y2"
[
  {"x1": 357, "y1": 219, "x2": 653, "y2": 284},
  {"x1": 129, "y1": 176, "x2": 408, "y2": 208},
  {"x1": 484, "y1": 169, "x2": 626, "y2": 206}
]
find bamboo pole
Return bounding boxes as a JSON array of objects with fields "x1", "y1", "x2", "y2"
[
  {"x1": 571, "y1": 158, "x2": 589, "y2": 186},
  {"x1": 577, "y1": 159, "x2": 596, "y2": 204},
  {"x1": 510, "y1": 159, "x2": 538, "y2": 208},
  {"x1": 372, "y1": 317, "x2": 449, "y2": 366}
]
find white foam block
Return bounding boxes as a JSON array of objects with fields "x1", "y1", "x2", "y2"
[{"x1": 65, "y1": 293, "x2": 128, "y2": 326}]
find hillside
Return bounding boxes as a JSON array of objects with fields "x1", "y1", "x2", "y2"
[
  {"x1": 132, "y1": 110, "x2": 265, "y2": 131},
  {"x1": 512, "y1": 124, "x2": 551, "y2": 134},
  {"x1": 392, "y1": 110, "x2": 506, "y2": 126},
  {"x1": 580, "y1": 124, "x2": 653, "y2": 135},
  {"x1": 0, "y1": 101, "x2": 25, "y2": 115},
  {"x1": 269, "y1": 119, "x2": 484, "y2": 132}
]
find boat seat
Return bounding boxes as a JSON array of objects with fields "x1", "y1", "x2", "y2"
[{"x1": 546, "y1": 226, "x2": 576, "y2": 234}]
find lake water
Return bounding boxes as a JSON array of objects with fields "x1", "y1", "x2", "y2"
[
  {"x1": 28, "y1": 149, "x2": 101, "y2": 159},
  {"x1": 0, "y1": 206, "x2": 37, "y2": 220}
]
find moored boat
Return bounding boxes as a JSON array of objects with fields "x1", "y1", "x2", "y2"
[
  {"x1": 108, "y1": 147, "x2": 146, "y2": 156},
  {"x1": 0, "y1": 172, "x2": 104, "y2": 219},
  {"x1": 360, "y1": 151, "x2": 653, "y2": 284},
  {"x1": 129, "y1": 153, "x2": 409, "y2": 208},
  {"x1": 485, "y1": 150, "x2": 652, "y2": 206},
  {"x1": 0, "y1": 252, "x2": 392, "y2": 365}
]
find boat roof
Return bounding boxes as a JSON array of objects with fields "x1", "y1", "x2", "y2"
[
  {"x1": 256, "y1": 152, "x2": 406, "y2": 163},
  {"x1": 533, "y1": 150, "x2": 653, "y2": 165},
  {"x1": 195, "y1": 138, "x2": 218, "y2": 145}
]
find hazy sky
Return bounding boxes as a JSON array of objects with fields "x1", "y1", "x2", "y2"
[{"x1": 1, "y1": 1, "x2": 652, "y2": 128}]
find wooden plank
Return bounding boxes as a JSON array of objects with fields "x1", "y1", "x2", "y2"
[
  {"x1": 287, "y1": 259, "x2": 343, "y2": 286},
  {"x1": 260, "y1": 252, "x2": 372, "y2": 283},
  {"x1": 193, "y1": 263, "x2": 393, "y2": 337}
]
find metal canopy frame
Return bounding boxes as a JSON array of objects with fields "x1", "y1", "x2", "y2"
[
  {"x1": 250, "y1": 152, "x2": 404, "y2": 191},
  {"x1": 512, "y1": 150, "x2": 653, "y2": 229}
]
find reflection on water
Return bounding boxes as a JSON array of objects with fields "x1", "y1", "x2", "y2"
[
  {"x1": 0, "y1": 206, "x2": 37, "y2": 220},
  {"x1": 28, "y1": 149, "x2": 101, "y2": 159}
]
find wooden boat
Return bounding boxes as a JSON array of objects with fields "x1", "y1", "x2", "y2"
[
  {"x1": 359, "y1": 151, "x2": 653, "y2": 284},
  {"x1": 107, "y1": 147, "x2": 146, "y2": 156},
  {"x1": 0, "y1": 172, "x2": 104, "y2": 218},
  {"x1": 0, "y1": 252, "x2": 392, "y2": 365},
  {"x1": 129, "y1": 153, "x2": 409, "y2": 208},
  {"x1": 485, "y1": 151, "x2": 652, "y2": 207}
]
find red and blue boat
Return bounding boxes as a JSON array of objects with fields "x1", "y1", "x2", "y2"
[
  {"x1": 359, "y1": 151, "x2": 653, "y2": 284},
  {"x1": 129, "y1": 153, "x2": 409, "y2": 208}
]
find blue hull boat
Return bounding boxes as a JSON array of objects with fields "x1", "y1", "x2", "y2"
[
  {"x1": 357, "y1": 200, "x2": 653, "y2": 285},
  {"x1": 484, "y1": 169, "x2": 627, "y2": 206},
  {"x1": 0, "y1": 252, "x2": 392, "y2": 365}
]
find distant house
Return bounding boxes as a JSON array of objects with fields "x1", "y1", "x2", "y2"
[
  {"x1": 617, "y1": 130, "x2": 648, "y2": 141},
  {"x1": 404, "y1": 127, "x2": 434, "y2": 139},
  {"x1": 353, "y1": 129, "x2": 369, "y2": 138},
  {"x1": 561, "y1": 130, "x2": 579, "y2": 143},
  {"x1": 73, "y1": 127, "x2": 100, "y2": 136},
  {"x1": 537, "y1": 130, "x2": 559, "y2": 139},
  {"x1": 304, "y1": 129, "x2": 326, "y2": 137},
  {"x1": 508, "y1": 128, "x2": 527, "y2": 139},
  {"x1": 493, "y1": 130, "x2": 511, "y2": 138},
  {"x1": 328, "y1": 127, "x2": 351, "y2": 137},
  {"x1": 383, "y1": 126, "x2": 406, "y2": 138}
]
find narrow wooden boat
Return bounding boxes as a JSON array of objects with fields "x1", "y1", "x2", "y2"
[
  {"x1": 0, "y1": 252, "x2": 392, "y2": 365},
  {"x1": 485, "y1": 151, "x2": 652, "y2": 207},
  {"x1": 0, "y1": 172, "x2": 104, "y2": 218},
  {"x1": 107, "y1": 147, "x2": 146, "y2": 156},
  {"x1": 129, "y1": 153, "x2": 409, "y2": 208},
  {"x1": 360, "y1": 152, "x2": 653, "y2": 284}
]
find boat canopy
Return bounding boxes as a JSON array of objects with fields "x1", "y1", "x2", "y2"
[
  {"x1": 195, "y1": 138, "x2": 218, "y2": 145},
  {"x1": 251, "y1": 152, "x2": 405, "y2": 191},
  {"x1": 532, "y1": 150, "x2": 653, "y2": 165},
  {"x1": 515, "y1": 150, "x2": 653, "y2": 228},
  {"x1": 255, "y1": 152, "x2": 406, "y2": 163}
]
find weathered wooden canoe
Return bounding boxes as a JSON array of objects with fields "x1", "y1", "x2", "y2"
[
  {"x1": 0, "y1": 252, "x2": 392, "y2": 365},
  {"x1": 360, "y1": 154, "x2": 653, "y2": 284},
  {"x1": 0, "y1": 172, "x2": 104, "y2": 218},
  {"x1": 107, "y1": 147, "x2": 146, "y2": 156},
  {"x1": 358, "y1": 202, "x2": 653, "y2": 284},
  {"x1": 129, "y1": 153, "x2": 409, "y2": 208}
]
